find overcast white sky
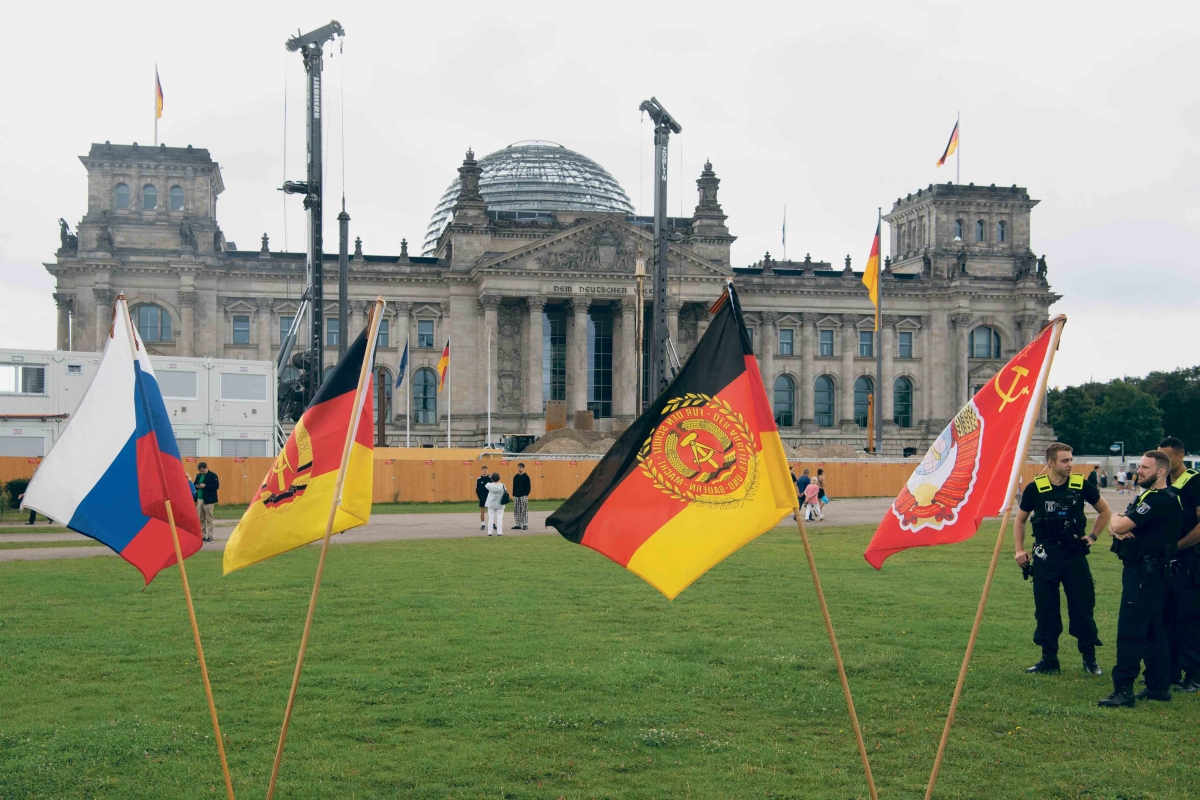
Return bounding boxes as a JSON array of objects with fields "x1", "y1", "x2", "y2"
[{"x1": 2, "y1": 2, "x2": 1197, "y2": 387}]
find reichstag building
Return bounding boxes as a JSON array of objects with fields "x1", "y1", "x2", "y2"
[{"x1": 45, "y1": 140, "x2": 1059, "y2": 453}]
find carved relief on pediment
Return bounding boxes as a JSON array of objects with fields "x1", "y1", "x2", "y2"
[{"x1": 536, "y1": 224, "x2": 635, "y2": 274}]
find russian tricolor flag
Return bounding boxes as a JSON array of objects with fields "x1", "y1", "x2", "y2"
[{"x1": 23, "y1": 295, "x2": 202, "y2": 583}]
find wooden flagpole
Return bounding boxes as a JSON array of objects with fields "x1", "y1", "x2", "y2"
[
  {"x1": 794, "y1": 511, "x2": 879, "y2": 800},
  {"x1": 266, "y1": 296, "x2": 385, "y2": 800},
  {"x1": 117, "y1": 296, "x2": 234, "y2": 799},
  {"x1": 166, "y1": 500, "x2": 236, "y2": 800},
  {"x1": 923, "y1": 316, "x2": 1065, "y2": 800}
]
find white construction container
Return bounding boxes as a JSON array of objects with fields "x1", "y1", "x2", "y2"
[{"x1": 0, "y1": 348, "x2": 277, "y2": 458}]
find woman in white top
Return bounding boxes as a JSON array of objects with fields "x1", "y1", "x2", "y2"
[{"x1": 484, "y1": 472, "x2": 507, "y2": 537}]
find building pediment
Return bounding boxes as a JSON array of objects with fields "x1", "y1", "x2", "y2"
[{"x1": 474, "y1": 217, "x2": 729, "y2": 278}]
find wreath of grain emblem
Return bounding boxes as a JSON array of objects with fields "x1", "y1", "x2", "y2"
[{"x1": 637, "y1": 393, "x2": 759, "y2": 507}]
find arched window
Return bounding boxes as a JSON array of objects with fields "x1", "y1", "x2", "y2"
[
  {"x1": 169, "y1": 185, "x2": 184, "y2": 211},
  {"x1": 142, "y1": 184, "x2": 157, "y2": 210},
  {"x1": 114, "y1": 183, "x2": 130, "y2": 209},
  {"x1": 376, "y1": 367, "x2": 394, "y2": 421},
  {"x1": 975, "y1": 220, "x2": 985, "y2": 242},
  {"x1": 854, "y1": 375, "x2": 874, "y2": 428},
  {"x1": 322, "y1": 365, "x2": 335, "y2": 382},
  {"x1": 773, "y1": 375, "x2": 795, "y2": 428},
  {"x1": 894, "y1": 377, "x2": 913, "y2": 428},
  {"x1": 814, "y1": 375, "x2": 835, "y2": 428},
  {"x1": 413, "y1": 367, "x2": 438, "y2": 425},
  {"x1": 996, "y1": 220, "x2": 1007, "y2": 243},
  {"x1": 134, "y1": 304, "x2": 172, "y2": 342},
  {"x1": 970, "y1": 326, "x2": 1002, "y2": 359},
  {"x1": 953, "y1": 219, "x2": 963, "y2": 241}
]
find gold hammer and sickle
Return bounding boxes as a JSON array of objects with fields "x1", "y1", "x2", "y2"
[
  {"x1": 679, "y1": 431, "x2": 721, "y2": 471},
  {"x1": 994, "y1": 366, "x2": 1030, "y2": 412}
]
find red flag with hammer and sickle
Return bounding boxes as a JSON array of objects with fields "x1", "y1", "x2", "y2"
[{"x1": 864, "y1": 316, "x2": 1065, "y2": 568}]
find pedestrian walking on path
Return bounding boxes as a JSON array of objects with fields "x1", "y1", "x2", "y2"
[
  {"x1": 512, "y1": 463, "x2": 531, "y2": 530},
  {"x1": 484, "y1": 472, "x2": 508, "y2": 537},
  {"x1": 194, "y1": 463, "x2": 219, "y2": 543},
  {"x1": 476, "y1": 466, "x2": 491, "y2": 531}
]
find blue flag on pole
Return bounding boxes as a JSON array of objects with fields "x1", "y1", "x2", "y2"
[{"x1": 395, "y1": 339, "x2": 409, "y2": 388}]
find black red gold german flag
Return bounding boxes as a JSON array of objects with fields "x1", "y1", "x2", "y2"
[{"x1": 548, "y1": 284, "x2": 796, "y2": 599}]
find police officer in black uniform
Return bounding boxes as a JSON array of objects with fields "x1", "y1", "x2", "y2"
[
  {"x1": 1098, "y1": 449, "x2": 1183, "y2": 707},
  {"x1": 1159, "y1": 436, "x2": 1200, "y2": 692},
  {"x1": 1014, "y1": 442, "x2": 1112, "y2": 675}
]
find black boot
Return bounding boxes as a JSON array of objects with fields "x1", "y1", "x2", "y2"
[
  {"x1": 1026, "y1": 657, "x2": 1060, "y2": 674},
  {"x1": 1081, "y1": 653, "x2": 1102, "y2": 676},
  {"x1": 1098, "y1": 687, "x2": 1136, "y2": 707},
  {"x1": 1135, "y1": 687, "x2": 1172, "y2": 702}
]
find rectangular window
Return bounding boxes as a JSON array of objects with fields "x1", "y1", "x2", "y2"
[
  {"x1": 157, "y1": 370, "x2": 198, "y2": 399},
  {"x1": 67, "y1": 364, "x2": 82, "y2": 375},
  {"x1": 219, "y1": 439, "x2": 267, "y2": 457},
  {"x1": 0, "y1": 364, "x2": 46, "y2": 394},
  {"x1": 232, "y1": 315, "x2": 251, "y2": 345},
  {"x1": 819, "y1": 329, "x2": 834, "y2": 357},
  {"x1": 859, "y1": 330, "x2": 874, "y2": 358},
  {"x1": 417, "y1": 320, "x2": 434, "y2": 348},
  {"x1": 377, "y1": 319, "x2": 390, "y2": 348},
  {"x1": 326, "y1": 317, "x2": 339, "y2": 348},
  {"x1": 543, "y1": 309, "x2": 567, "y2": 407},
  {"x1": 587, "y1": 310, "x2": 613, "y2": 420},
  {"x1": 746, "y1": 327, "x2": 755, "y2": 351},
  {"x1": 176, "y1": 438, "x2": 199, "y2": 457},
  {"x1": 0, "y1": 435, "x2": 46, "y2": 456},
  {"x1": 899, "y1": 331, "x2": 913, "y2": 359},
  {"x1": 779, "y1": 328, "x2": 794, "y2": 356},
  {"x1": 279, "y1": 315, "x2": 295, "y2": 345},
  {"x1": 220, "y1": 372, "x2": 267, "y2": 401}
]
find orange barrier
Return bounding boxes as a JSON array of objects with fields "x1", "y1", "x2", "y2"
[{"x1": 0, "y1": 456, "x2": 1104, "y2": 507}]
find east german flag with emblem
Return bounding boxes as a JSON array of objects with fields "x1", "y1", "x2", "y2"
[
  {"x1": 547, "y1": 283, "x2": 797, "y2": 599},
  {"x1": 864, "y1": 316, "x2": 1064, "y2": 568},
  {"x1": 223, "y1": 329, "x2": 376, "y2": 574}
]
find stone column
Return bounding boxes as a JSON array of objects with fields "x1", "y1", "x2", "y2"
[
  {"x1": 526, "y1": 297, "x2": 545, "y2": 417},
  {"x1": 392, "y1": 302, "x2": 412, "y2": 427},
  {"x1": 800, "y1": 312, "x2": 817, "y2": 425},
  {"x1": 618, "y1": 297, "x2": 638, "y2": 419},
  {"x1": 73, "y1": 285, "x2": 95, "y2": 352},
  {"x1": 951, "y1": 312, "x2": 972, "y2": 410},
  {"x1": 256, "y1": 297, "x2": 274, "y2": 361},
  {"x1": 568, "y1": 297, "x2": 591, "y2": 414},
  {"x1": 696, "y1": 307, "x2": 711, "y2": 342},
  {"x1": 350, "y1": 301, "x2": 369, "y2": 340},
  {"x1": 840, "y1": 314, "x2": 857, "y2": 425},
  {"x1": 178, "y1": 292, "x2": 196, "y2": 356},
  {"x1": 481, "y1": 295, "x2": 501, "y2": 429},
  {"x1": 667, "y1": 299, "x2": 682, "y2": 348},
  {"x1": 922, "y1": 317, "x2": 934, "y2": 425},
  {"x1": 53, "y1": 293, "x2": 72, "y2": 350},
  {"x1": 759, "y1": 311, "x2": 777, "y2": 410},
  {"x1": 93, "y1": 287, "x2": 114, "y2": 350},
  {"x1": 881, "y1": 315, "x2": 897, "y2": 424}
]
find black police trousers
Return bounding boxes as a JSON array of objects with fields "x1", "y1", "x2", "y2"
[
  {"x1": 1031, "y1": 546, "x2": 1101, "y2": 658},
  {"x1": 1112, "y1": 566, "x2": 1170, "y2": 692},
  {"x1": 1164, "y1": 550, "x2": 1200, "y2": 682}
]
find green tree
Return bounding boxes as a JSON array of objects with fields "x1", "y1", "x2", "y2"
[
  {"x1": 1048, "y1": 385, "x2": 1096, "y2": 451},
  {"x1": 1136, "y1": 367, "x2": 1200, "y2": 450},
  {"x1": 1083, "y1": 380, "x2": 1163, "y2": 454}
]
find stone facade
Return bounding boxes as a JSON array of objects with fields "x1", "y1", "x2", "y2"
[{"x1": 46, "y1": 143, "x2": 1059, "y2": 452}]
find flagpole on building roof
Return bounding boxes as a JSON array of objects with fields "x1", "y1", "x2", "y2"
[
  {"x1": 875, "y1": 206, "x2": 883, "y2": 454},
  {"x1": 956, "y1": 111, "x2": 960, "y2": 185},
  {"x1": 924, "y1": 316, "x2": 1066, "y2": 800},
  {"x1": 118, "y1": 298, "x2": 235, "y2": 800},
  {"x1": 267, "y1": 297, "x2": 385, "y2": 800}
]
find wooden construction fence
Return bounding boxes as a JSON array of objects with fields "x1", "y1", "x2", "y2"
[{"x1": 0, "y1": 456, "x2": 1101, "y2": 508}]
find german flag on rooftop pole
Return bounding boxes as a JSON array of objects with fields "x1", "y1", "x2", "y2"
[
  {"x1": 222, "y1": 309, "x2": 378, "y2": 574},
  {"x1": 548, "y1": 282, "x2": 796, "y2": 599}
]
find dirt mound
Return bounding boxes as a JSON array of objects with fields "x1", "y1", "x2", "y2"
[{"x1": 524, "y1": 427, "x2": 618, "y2": 455}]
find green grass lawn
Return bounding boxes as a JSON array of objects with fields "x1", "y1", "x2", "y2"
[
  {"x1": 1, "y1": 523, "x2": 1195, "y2": 799},
  {"x1": 213, "y1": 499, "x2": 564, "y2": 519},
  {"x1": 0, "y1": 540, "x2": 102, "y2": 550}
]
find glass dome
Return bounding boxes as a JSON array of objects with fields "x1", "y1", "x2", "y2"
[{"x1": 422, "y1": 141, "x2": 634, "y2": 254}]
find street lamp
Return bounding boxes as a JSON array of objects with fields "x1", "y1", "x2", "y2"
[{"x1": 1110, "y1": 441, "x2": 1124, "y2": 466}]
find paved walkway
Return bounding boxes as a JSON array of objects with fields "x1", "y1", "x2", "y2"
[{"x1": 0, "y1": 497, "x2": 904, "y2": 563}]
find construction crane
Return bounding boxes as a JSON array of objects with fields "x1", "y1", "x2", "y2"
[
  {"x1": 278, "y1": 20, "x2": 345, "y2": 416},
  {"x1": 638, "y1": 97, "x2": 682, "y2": 397}
]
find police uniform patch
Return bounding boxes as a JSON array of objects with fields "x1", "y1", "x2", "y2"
[{"x1": 1136, "y1": 502, "x2": 1150, "y2": 515}]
